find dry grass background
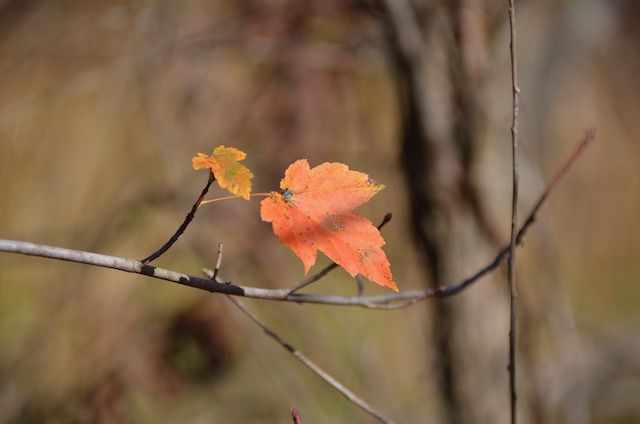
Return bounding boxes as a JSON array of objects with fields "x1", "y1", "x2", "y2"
[{"x1": 0, "y1": 1, "x2": 638, "y2": 423}]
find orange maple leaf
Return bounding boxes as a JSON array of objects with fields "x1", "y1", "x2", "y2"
[
  {"x1": 260, "y1": 160, "x2": 397, "y2": 291},
  {"x1": 192, "y1": 145, "x2": 253, "y2": 200}
]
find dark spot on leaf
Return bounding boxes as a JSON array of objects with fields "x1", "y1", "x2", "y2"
[{"x1": 282, "y1": 188, "x2": 293, "y2": 202}]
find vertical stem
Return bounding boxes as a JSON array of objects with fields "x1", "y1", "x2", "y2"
[
  {"x1": 140, "y1": 172, "x2": 215, "y2": 264},
  {"x1": 507, "y1": 0, "x2": 520, "y2": 423}
]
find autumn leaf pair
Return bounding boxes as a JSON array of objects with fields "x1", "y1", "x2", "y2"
[{"x1": 193, "y1": 146, "x2": 397, "y2": 291}]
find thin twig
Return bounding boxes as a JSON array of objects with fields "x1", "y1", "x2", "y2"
[
  {"x1": 285, "y1": 263, "x2": 339, "y2": 296},
  {"x1": 291, "y1": 406, "x2": 303, "y2": 424},
  {"x1": 0, "y1": 237, "x2": 482, "y2": 307},
  {"x1": 0, "y1": 133, "x2": 593, "y2": 309},
  {"x1": 205, "y1": 251, "x2": 391, "y2": 422},
  {"x1": 222, "y1": 294, "x2": 395, "y2": 423},
  {"x1": 355, "y1": 275, "x2": 365, "y2": 297},
  {"x1": 285, "y1": 213, "x2": 392, "y2": 296},
  {"x1": 140, "y1": 171, "x2": 215, "y2": 264},
  {"x1": 213, "y1": 242, "x2": 223, "y2": 282},
  {"x1": 507, "y1": 1, "x2": 520, "y2": 421},
  {"x1": 518, "y1": 127, "x2": 595, "y2": 237}
]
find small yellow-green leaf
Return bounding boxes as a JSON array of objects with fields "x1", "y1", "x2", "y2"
[{"x1": 192, "y1": 145, "x2": 253, "y2": 200}]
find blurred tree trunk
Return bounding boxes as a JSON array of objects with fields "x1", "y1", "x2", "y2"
[{"x1": 379, "y1": 0, "x2": 517, "y2": 422}]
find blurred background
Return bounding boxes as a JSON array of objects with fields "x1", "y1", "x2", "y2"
[{"x1": 0, "y1": 0, "x2": 638, "y2": 422}]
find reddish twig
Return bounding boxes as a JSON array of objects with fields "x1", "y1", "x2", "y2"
[
  {"x1": 519, "y1": 127, "x2": 595, "y2": 236},
  {"x1": 291, "y1": 406, "x2": 303, "y2": 424},
  {"x1": 140, "y1": 171, "x2": 215, "y2": 264}
]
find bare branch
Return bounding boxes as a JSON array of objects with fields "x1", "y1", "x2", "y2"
[
  {"x1": 285, "y1": 263, "x2": 339, "y2": 296},
  {"x1": 140, "y1": 171, "x2": 215, "y2": 264},
  {"x1": 222, "y1": 294, "x2": 395, "y2": 423},
  {"x1": 507, "y1": 0, "x2": 520, "y2": 422},
  {"x1": 0, "y1": 133, "x2": 593, "y2": 309},
  {"x1": 518, "y1": 127, "x2": 595, "y2": 239},
  {"x1": 207, "y1": 256, "x2": 393, "y2": 421}
]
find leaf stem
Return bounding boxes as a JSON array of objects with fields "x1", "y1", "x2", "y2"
[{"x1": 201, "y1": 192, "x2": 271, "y2": 205}]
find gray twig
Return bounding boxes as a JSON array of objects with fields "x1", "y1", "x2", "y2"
[
  {"x1": 507, "y1": 1, "x2": 520, "y2": 422},
  {"x1": 201, "y1": 259, "x2": 393, "y2": 423},
  {"x1": 213, "y1": 242, "x2": 224, "y2": 282},
  {"x1": 222, "y1": 292, "x2": 395, "y2": 423}
]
